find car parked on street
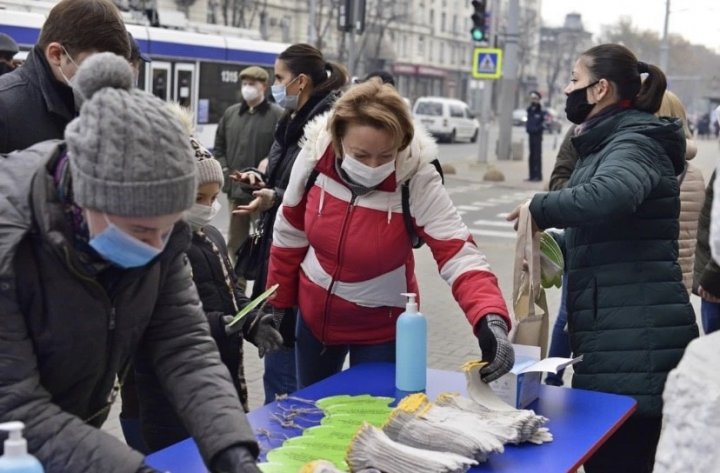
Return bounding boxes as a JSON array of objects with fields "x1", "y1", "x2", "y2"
[
  {"x1": 413, "y1": 97, "x2": 479, "y2": 143},
  {"x1": 512, "y1": 107, "x2": 563, "y2": 134}
]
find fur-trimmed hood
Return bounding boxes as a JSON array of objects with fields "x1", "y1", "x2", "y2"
[{"x1": 299, "y1": 111, "x2": 439, "y2": 183}]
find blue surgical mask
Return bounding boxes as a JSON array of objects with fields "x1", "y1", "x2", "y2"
[
  {"x1": 271, "y1": 75, "x2": 300, "y2": 110},
  {"x1": 89, "y1": 215, "x2": 169, "y2": 268}
]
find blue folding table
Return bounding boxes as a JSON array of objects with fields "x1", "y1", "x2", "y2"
[{"x1": 147, "y1": 362, "x2": 636, "y2": 473}]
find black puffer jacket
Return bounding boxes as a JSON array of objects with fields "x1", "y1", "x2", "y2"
[
  {"x1": 0, "y1": 141, "x2": 257, "y2": 472},
  {"x1": 187, "y1": 225, "x2": 249, "y2": 406},
  {"x1": 0, "y1": 46, "x2": 76, "y2": 153},
  {"x1": 250, "y1": 91, "x2": 339, "y2": 300},
  {"x1": 529, "y1": 109, "x2": 699, "y2": 417}
]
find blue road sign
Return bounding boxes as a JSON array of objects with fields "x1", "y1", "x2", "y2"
[{"x1": 472, "y1": 47, "x2": 503, "y2": 79}]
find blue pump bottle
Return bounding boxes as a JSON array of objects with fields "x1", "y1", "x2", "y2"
[
  {"x1": 395, "y1": 292, "x2": 427, "y2": 393},
  {"x1": 0, "y1": 422, "x2": 44, "y2": 473}
]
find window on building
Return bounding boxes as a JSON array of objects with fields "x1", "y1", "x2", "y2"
[
  {"x1": 418, "y1": 36, "x2": 425, "y2": 55},
  {"x1": 453, "y1": 14, "x2": 457, "y2": 33},
  {"x1": 439, "y1": 43, "x2": 445, "y2": 64},
  {"x1": 430, "y1": 9, "x2": 434, "y2": 28},
  {"x1": 441, "y1": 12, "x2": 446, "y2": 32}
]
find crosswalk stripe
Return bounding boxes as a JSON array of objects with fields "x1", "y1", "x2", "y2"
[
  {"x1": 457, "y1": 205, "x2": 480, "y2": 211},
  {"x1": 469, "y1": 228, "x2": 517, "y2": 239},
  {"x1": 472, "y1": 219, "x2": 514, "y2": 228}
]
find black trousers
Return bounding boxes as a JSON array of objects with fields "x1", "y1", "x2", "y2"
[
  {"x1": 528, "y1": 132, "x2": 543, "y2": 180},
  {"x1": 583, "y1": 415, "x2": 663, "y2": 473}
]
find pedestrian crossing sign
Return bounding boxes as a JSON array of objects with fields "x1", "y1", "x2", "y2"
[{"x1": 472, "y1": 47, "x2": 502, "y2": 79}]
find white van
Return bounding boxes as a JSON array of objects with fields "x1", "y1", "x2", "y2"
[{"x1": 413, "y1": 97, "x2": 479, "y2": 143}]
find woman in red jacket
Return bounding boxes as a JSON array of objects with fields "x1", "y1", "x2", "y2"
[{"x1": 267, "y1": 79, "x2": 514, "y2": 388}]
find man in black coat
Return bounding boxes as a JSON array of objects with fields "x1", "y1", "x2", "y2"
[
  {"x1": 0, "y1": 33, "x2": 19, "y2": 77},
  {"x1": 525, "y1": 90, "x2": 547, "y2": 182},
  {"x1": 0, "y1": 0, "x2": 131, "y2": 153}
]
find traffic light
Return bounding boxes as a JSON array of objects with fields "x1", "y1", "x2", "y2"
[{"x1": 470, "y1": 0, "x2": 488, "y2": 42}]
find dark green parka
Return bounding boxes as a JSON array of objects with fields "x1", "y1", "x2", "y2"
[{"x1": 529, "y1": 109, "x2": 698, "y2": 417}]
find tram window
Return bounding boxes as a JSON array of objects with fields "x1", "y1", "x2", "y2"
[
  {"x1": 152, "y1": 68, "x2": 169, "y2": 100},
  {"x1": 136, "y1": 61, "x2": 146, "y2": 91},
  {"x1": 198, "y1": 62, "x2": 242, "y2": 124},
  {"x1": 176, "y1": 69, "x2": 193, "y2": 108},
  {"x1": 198, "y1": 62, "x2": 272, "y2": 124}
]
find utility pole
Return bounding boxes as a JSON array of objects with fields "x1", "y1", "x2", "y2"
[
  {"x1": 497, "y1": 0, "x2": 519, "y2": 161},
  {"x1": 308, "y1": 0, "x2": 317, "y2": 45},
  {"x1": 660, "y1": 0, "x2": 670, "y2": 73}
]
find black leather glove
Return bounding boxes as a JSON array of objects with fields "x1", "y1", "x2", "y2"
[
  {"x1": 475, "y1": 314, "x2": 515, "y2": 382},
  {"x1": 223, "y1": 309, "x2": 283, "y2": 358},
  {"x1": 211, "y1": 445, "x2": 261, "y2": 473}
]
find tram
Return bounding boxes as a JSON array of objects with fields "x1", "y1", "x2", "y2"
[{"x1": 0, "y1": 9, "x2": 287, "y2": 146}]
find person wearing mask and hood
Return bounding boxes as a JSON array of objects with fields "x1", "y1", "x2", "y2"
[
  {"x1": 0, "y1": 52, "x2": 267, "y2": 472},
  {"x1": 214, "y1": 66, "x2": 283, "y2": 272}
]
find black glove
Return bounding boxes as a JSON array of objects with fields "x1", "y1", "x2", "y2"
[
  {"x1": 475, "y1": 314, "x2": 515, "y2": 382},
  {"x1": 223, "y1": 309, "x2": 283, "y2": 358},
  {"x1": 211, "y1": 445, "x2": 261, "y2": 473}
]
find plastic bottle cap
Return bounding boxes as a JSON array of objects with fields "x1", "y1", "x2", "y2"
[
  {"x1": 401, "y1": 292, "x2": 418, "y2": 313},
  {"x1": 0, "y1": 421, "x2": 28, "y2": 457}
]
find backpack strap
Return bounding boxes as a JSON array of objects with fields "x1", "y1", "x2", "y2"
[
  {"x1": 401, "y1": 158, "x2": 444, "y2": 249},
  {"x1": 305, "y1": 168, "x2": 320, "y2": 195}
]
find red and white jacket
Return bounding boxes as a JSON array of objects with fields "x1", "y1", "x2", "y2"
[{"x1": 267, "y1": 113, "x2": 510, "y2": 345}]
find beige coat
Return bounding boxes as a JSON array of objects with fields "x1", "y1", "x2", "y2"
[{"x1": 679, "y1": 162, "x2": 706, "y2": 292}]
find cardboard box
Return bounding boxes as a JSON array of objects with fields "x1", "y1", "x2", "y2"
[{"x1": 489, "y1": 344, "x2": 583, "y2": 409}]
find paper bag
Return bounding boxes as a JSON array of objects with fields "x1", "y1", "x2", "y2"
[{"x1": 510, "y1": 203, "x2": 549, "y2": 358}]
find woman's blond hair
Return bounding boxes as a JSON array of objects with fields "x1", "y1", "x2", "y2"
[
  {"x1": 328, "y1": 79, "x2": 414, "y2": 158},
  {"x1": 657, "y1": 90, "x2": 691, "y2": 138}
]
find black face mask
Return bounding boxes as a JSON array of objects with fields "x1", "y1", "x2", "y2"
[{"x1": 565, "y1": 81, "x2": 599, "y2": 124}]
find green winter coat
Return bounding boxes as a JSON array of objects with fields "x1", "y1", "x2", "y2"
[
  {"x1": 213, "y1": 99, "x2": 283, "y2": 203},
  {"x1": 529, "y1": 109, "x2": 698, "y2": 418}
]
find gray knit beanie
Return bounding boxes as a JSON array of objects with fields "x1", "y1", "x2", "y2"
[
  {"x1": 190, "y1": 136, "x2": 224, "y2": 187},
  {"x1": 66, "y1": 52, "x2": 197, "y2": 217}
]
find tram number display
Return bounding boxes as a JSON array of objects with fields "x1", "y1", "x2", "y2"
[
  {"x1": 199, "y1": 63, "x2": 273, "y2": 124},
  {"x1": 220, "y1": 69, "x2": 239, "y2": 83}
]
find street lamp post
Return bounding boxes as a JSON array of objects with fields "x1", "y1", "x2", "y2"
[{"x1": 660, "y1": 0, "x2": 670, "y2": 73}]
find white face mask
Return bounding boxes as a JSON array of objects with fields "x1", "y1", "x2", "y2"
[
  {"x1": 241, "y1": 85, "x2": 261, "y2": 103},
  {"x1": 341, "y1": 153, "x2": 396, "y2": 188},
  {"x1": 58, "y1": 46, "x2": 84, "y2": 110},
  {"x1": 186, "y1": 200, "x2": 221, "y2": 229}
]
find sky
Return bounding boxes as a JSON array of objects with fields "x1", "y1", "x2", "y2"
[{"x1": 540, "y1": 0, "x2": 720, "y2": 53}]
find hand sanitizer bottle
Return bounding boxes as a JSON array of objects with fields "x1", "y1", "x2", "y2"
[
  {"x1": 395, "y1": 292, "x2": 427, "y2": 393},
  {"x1": 0, "y1": 422, "x2": 44, "y2": 473}
]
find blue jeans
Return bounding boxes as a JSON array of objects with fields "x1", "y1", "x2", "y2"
[
  {"x1": 295, "y1": 314, "x2": 396, "y2": 389},
  {"x1": 263, "y1": 347, "x2": 297, "y2": 404},
  {"x1": 701, "y1": 299, "x2": 720, "y2": 335},
  {"x1": 545, "y1": 273, "x2": 570, "y2": 386}
]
